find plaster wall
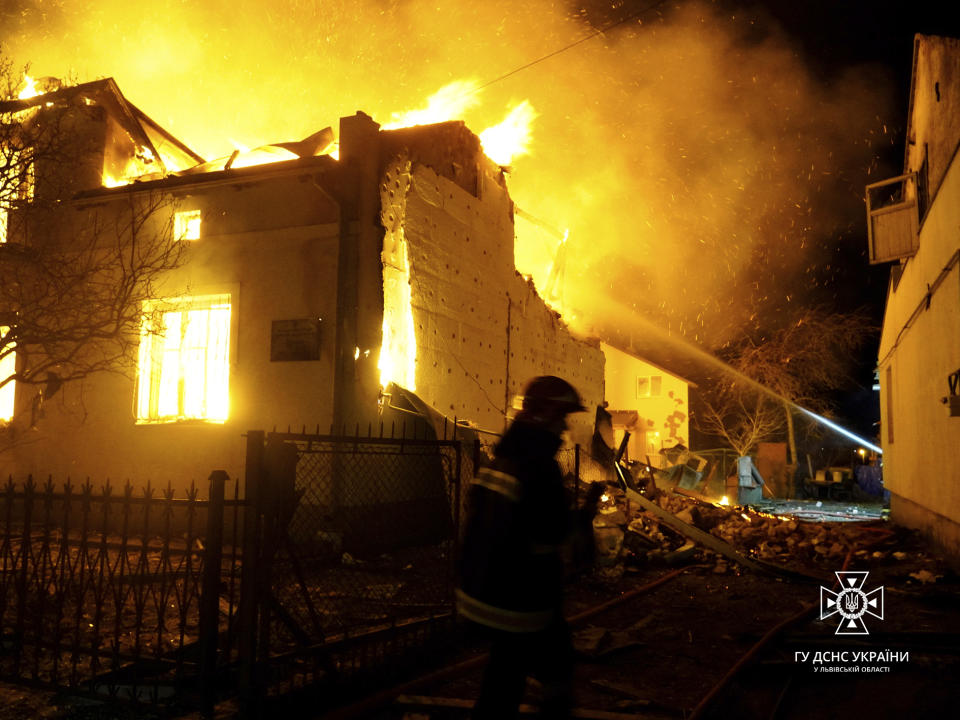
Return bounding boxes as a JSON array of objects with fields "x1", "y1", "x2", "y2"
[
  {"x1": 2, "y1": 171, "x2": 342, "y2": 488},
  {"x1": 601, "y1": 342, "x2": 690, "y2": 461},
  {"x1": 879, "y1": 98, "x2": 960, "y2": 541},
  {"x1": 906, "y1": 35, "x2": 960, "y2": 202}
]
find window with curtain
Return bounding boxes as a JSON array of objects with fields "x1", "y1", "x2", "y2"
[{"x1": 136, "y1": 294, "x2": 231, "y2": 423}]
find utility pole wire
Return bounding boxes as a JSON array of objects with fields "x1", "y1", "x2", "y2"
[{"x1": 468, "y1": 0, "x2": 674, "y2": 96}]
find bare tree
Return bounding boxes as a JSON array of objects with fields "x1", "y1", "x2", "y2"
[
  {"x1": 695, "y1": 381, "x2": 785, "y2": 456},
  {"x1": 1, "y1": 56, "x2": 184, "y2": 440},
  {"x1": 694, "y1": 308, "x2": 877, "y2": 459}
]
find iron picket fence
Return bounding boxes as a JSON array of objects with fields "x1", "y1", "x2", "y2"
[
  {"x1": 0, "y1": 472, "x2": 243, "y2": 710},
  {"x1": 0, "y1": 428, "x2": 610, "y2": 715}
]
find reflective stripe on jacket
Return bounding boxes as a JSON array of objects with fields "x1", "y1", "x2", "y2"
[{"x1": 455, "y1": 588, "x2": 556, "y2": 632}]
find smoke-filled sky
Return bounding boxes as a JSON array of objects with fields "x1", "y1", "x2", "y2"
[{"x1": 2, "y1": 0, "x2": 956, "y2": 362}]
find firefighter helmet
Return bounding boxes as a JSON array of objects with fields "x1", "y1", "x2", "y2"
[{"x1": 520, "y1": 376, "x2": 586, "y2": 418}]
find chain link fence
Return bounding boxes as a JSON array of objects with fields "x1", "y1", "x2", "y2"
[{"x1": 242, "y1": 430, "x2": 470, "y2": 700}]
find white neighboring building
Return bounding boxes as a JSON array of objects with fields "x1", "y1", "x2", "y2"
[{"x1": 867, "y1": 34, "x2": 960, "y2": 562}]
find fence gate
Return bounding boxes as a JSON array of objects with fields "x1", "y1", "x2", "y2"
[{"x1": 237, "y1": 428, "x2": 467, "y2": 709}]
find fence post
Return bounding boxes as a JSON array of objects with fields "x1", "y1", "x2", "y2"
[
  {"x1": 238, "y1": 431, "x2": 264, "y2": 714},
  {"x1": 13, "y1": 476, "x2": 35, "y2": 676},
  {"x1": 574, "y1": 444, "x2": 581, "y2": 504},
  {"x1": 200, "y1": 470, "x2": 227, "y2": 714}
]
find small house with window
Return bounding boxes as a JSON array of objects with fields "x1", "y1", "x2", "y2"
[{"x1": 600, "y1": 342, "x2": 693, "y2": 466}]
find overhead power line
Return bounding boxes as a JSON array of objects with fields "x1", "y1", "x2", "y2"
[{"x1": 470, "y1": 0, "x2": 673, "y2": 95}]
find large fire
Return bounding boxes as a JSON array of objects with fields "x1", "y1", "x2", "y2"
[
  {"x1": 17, "y1": 75, "x2": 39, "y2": 100},
  {"x1": 382, "y1": 79, "x2": 482, "y2": 130},
  {"x1": 479, "y1": 100, "x2": 537, "y2": 167},
  {"x1": 4, "y1": 0, "x2": 893, "y2": 374},
  {"x1": 383, "y1": 80, "x2": 537, "y2": 167}
]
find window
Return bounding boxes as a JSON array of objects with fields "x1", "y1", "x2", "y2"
[
  {"x1": 174, "y1": 209, "x2": 202, "y2": 241},
  {"x1": 637, "y1": 375, "x2": 662, "y2": 398},
  {"x1": 0, "y1": 327, "x2": 14, "y2": 422},
  {"x1": 1, "y1": 147, "x2": 35, "y2": 244},
  {"x1": 136, "y1": 294, "x2": 231, "y2": 423}
]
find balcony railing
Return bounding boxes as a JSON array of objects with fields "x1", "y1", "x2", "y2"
[{"x1": 866, "y1": 173, "x2": 920, "y2": 264}]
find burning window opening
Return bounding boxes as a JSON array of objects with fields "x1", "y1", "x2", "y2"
[
  {"x1": 136, "y1": 294, "x2": 231, "y2": 424},
  {"x1": 0, "y1": 147, "x2": 35, "y2": 243},
  {"x1": 0, "y1": 327, "x2": 15, "y2": 422},
  {"x1": 174, "y1": 209, "x2": 202, "y2": 241}
]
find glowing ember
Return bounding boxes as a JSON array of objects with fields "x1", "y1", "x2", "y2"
[
  {"x1": 719, "y1": 495, "x2": 730, "y2": 506},
  {"x1": 17, "y1": 75, "x2": 39, "y2": 100},
  {"x1": 479, "y1": 100, "x2": 537, "y2": 166},
  {"x1": 382, "y1": 79, "x2": 481, "y2": 129},
  {"x1": 102, "y1": 174, "x2": 128, "y2": 188},
  {"x1": 228, "y1": 145, "x2": 299, "y2": 169}
]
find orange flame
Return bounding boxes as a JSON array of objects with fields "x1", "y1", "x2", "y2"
[
  {"x1": 17, "y1": 75, "x2": 39, "y2": 100},
  {"x1": 382, "y1": 79, "x2": 481, "y2": 129},
  {"x1": 479, "y1": 100, "x2": 537, "y2": 166}
]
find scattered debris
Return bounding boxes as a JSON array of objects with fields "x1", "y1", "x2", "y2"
[
  {"x1": 583, "y1": 476, "x2": 946, "y2": 581},
  {"x1": 909, "y1": 569, "x2": 942, "y2": 584}
]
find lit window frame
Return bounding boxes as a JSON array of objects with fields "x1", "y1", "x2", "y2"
[
  {"x1": 636, "y1": 375, "x2": 663, "y2": 399},
  {"x1": 174, "y1": 209, "x2": 202, "y2": 241},
  {"x1": 1, "y1": 146, "x2": 35, "y2": 244},
  {"x1": 136, "y1": 293, "x2": 232, "y2": 424},
  {"x1": 0, "y1": 326, "x2": 15, "y2": 423}
]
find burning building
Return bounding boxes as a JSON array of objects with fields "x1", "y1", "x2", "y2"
[
  {"x1": 0, "y1": 77, "x2": 609, "y2": 486},
  {"x1": 867, "y1": 34, "x2": 960, "y2": 561}
]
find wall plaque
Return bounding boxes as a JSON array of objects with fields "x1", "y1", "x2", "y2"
[{"x1": 271, "y1": 319, "x2": 321, "y2": 361}]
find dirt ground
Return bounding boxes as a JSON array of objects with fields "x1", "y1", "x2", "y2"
[
  {"x1": 3, "y1": 500, "x2": 958, "y2": 719},
  {"x1": 380, "y1": 499, "x2": 960, "y2": 720}
]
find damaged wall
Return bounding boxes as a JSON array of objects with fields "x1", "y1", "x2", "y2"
[{"x1": 379, "y1": 126, "x2": 604, "y2": 443}]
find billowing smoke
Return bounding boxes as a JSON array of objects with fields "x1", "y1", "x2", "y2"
[{"x1": 2, "y1": 0, "x2": 894, "y2": 353}]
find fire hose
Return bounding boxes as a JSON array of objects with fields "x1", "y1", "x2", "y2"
[{"x1": 686, "y1": 528, "x2": 895, "y2": 720}]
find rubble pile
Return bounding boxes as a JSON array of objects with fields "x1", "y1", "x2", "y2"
[{"x1": 588, "y1": 483, "x2": 949, "y2": 583}]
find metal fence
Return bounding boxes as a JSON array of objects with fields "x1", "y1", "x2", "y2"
[
  {"x1": 237, "y1": 428, "x2": 472, "y2": 708},
  {"x1": 0, "y1": 474, "x2": 242, "y2": 709},
  {"x1": 0, "y1": 428, "x2": 612, "y2": 714}
]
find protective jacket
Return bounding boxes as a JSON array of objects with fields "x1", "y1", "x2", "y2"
[{"x1": 456, "y1": 420, "x2": 571, "y2": 632}]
